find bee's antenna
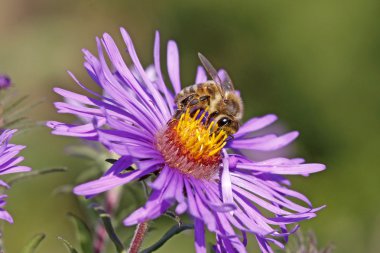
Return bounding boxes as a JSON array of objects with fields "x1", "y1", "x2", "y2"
[{"x1": 198, "y1": 53, "x2": 224, "y2": 97}]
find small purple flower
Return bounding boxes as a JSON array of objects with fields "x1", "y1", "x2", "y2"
[
  {"x1": 0, "y1": 129, "x2": 31, "y2": 223},
  {"x1": 47, "y1": 28, "x2": 326, "y2": 252},
  {"x1": 0, "y1": 75, "x2": 11, "y2": 89}
]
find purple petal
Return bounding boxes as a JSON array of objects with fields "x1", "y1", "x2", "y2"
[
  {"x1": 0, "y1": 75, "x2": 11, "y2": 89},
  {"x1": 194, "y1": 218, "x2": 206, "y2": 253},
  {"x1": 221, "y1": 150, "x2": 233, "y2": 205},
  {"x1": 252, "y1": 157, "x2": 305, "y2": 166},
  {"x1": 163, "y1": 171, "x2": 180, "y2": 200},
  {"x1": 100, "y1": 34, "x2": 157, "y2": 110},
  {"x1": 234, "y1": 114, "x2": 278, "y2": 138},
  {"x1": 47, "y1": 120, "x2": 104, "y2": 139},
  {"x1": 74, "y1": 164, "x2": 157, "y2": 196},
  {"x1": 231, "y1": 175, "x2": 311, "y2": 213},
  {"x1": 256, "y1": 235, "x2": 274, "y2": 253},
  {"x1": 214, "y1": 214, "x2": 247, "y2": 252},
  {"x1": 230, "y1": 131, "x2": 299, "y2": 151},
  {"x1": 228, "y1": 134, "x2": 278, "y2": 149},
  {"x1": 233, "y1": 186, "x2": 291, "y2": 215},
  {"x1": 175, "y1": 202, "x2": 187, "y2": 214},
  {"x1": 248, "y1": 131, "x2": 299, "y2": 151},
  {"x1": 0, "y1": 180, "x2": 9, "y2": 189},
  {"x1": 0, "y1": 129, "x2": 17, "y2": 150},
  {"x1": 123, "y1": 193, "x2": 171, "y2": 225},
  {"x1": 123, "y1": 170, "x2": 176, "y2": 225},
  {"x1": 192, "y1": 180, "x2": 236, "y2": 213},
  {"x1": 192, "y1": 188, "x2": 216, "y2": 231},
  {"x1": 195, "y1": 66, "x2": 207, "y2": 83},
  {"x1": 153, "y1": 31, "x2": 175, "y2": 112},
  {"x1": 54, "y1": 88, "x2": 96, "y2": 106},
  {"x1": 0, "y1": 153, "x2": 24, "y2": 171},
  {"x1": 149, "y1": 166, "x2": 172, "y2": 190},
  {"x1": 0, "y1": 166, "x2": 31, "y2": 175},
  {"x1": 167, "y1": 40, "x2": 181, "y2": 94},
  {"x1": 236, "y1": 162, "x2": 326, "y2": 175},
  {"x1": 232, "y1": 191, "x2": 276, "y2": 231},
  {"x1": 95, "y1": 36, "x2": 165, "y2": 131},
  {"x1": 184, "y1": 179, "x2": 201, "y2": 219},
  {"x1": 0, "y1": 209, "x2": 13, "y2": 223},
  {"x1": 119, "y1": 28, "x2": 171, "y2": 121},
  {"x1": 209, "y1": 187, "x2": 269, "y2": 235}
]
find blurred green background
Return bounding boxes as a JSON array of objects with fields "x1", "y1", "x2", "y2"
[{"x1": 1, "y1": 0, "x2": 380, "y2": 252}]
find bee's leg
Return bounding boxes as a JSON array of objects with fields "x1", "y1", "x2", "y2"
[
  {"x1": 199, "y1": 95, "x2": 210, "y2": 112},
  {"x1": 172, "y1": 103, "x2": 197, "y2": 121},
  {"x1": 172, "y1": 109, "x2": 184, "y2": 120},
  {"x1": 172, "y1": 95, "x2": 210, "y2": 121},
  {"x1": 188, "y1": 95, "x2": 211, "y2": 117},
  {"x1": 199, "y1": 95, "x2": 210, "y2": 103},
  {"x1": 180, "y1": 94, "x2": 196, "y2": 108},
  {"x1": 206, "y1": 111, "x2": 219, "y2": 125},
  {"x1": 168, "y1": 108, "x2": 187, "y2": 125},
  {"x1": 171, "y1": 94, "x2": 196, "y2": 120},
  {"x1": 188, "y1": 98, "x2": 200, "y2": 113},
  {"x1": 186, "y1": 97, "x2": 204, "y2": 116}
]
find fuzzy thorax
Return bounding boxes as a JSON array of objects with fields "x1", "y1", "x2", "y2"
[{"x1": 156, "y1": 109, "x2": 227, "y2": 179}]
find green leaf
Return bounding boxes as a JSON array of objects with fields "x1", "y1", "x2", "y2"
[
  {"x1": 57, "y1": 236, "x2": 80, "y2": 253},
  {"x1": 164, "y1": 211, "x2": 182, "y2": 226},
  {"x1": 68, "y1": 213, "x2": 93, "y2": 253},
  {"x1": 3, "y1": 95, "x2": 29, "y2": 114},
  {"x1": 21, "y1": 233, "x2": 46, "y2": 253},
  {"x1": 140, "y1": 223, "x2": 194, "y2": 253},
  {"x1": 8, "y1": 167, "x2": 67, "y2": 186},
  {"x1": 93, "y1": 204, "x2": 127, "y2": 253},
  {"x1": 6, "y1": 96, "x2": 45, "y2": 120}
]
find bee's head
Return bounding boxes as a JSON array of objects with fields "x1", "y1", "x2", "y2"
[
  {"x1": 214, "y1": 115, "x2": 239, "y2": 136},
  {"x1": 223, "y1": 92, "x2": 243, "y2": 121}
]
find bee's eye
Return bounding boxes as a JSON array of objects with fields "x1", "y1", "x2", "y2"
[{"x1": 218, "y1": 117, "x2": 231, "y2": 127}]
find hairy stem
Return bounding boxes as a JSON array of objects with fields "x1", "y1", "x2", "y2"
[
  {"x1": 128, "y1": 222, "x2": 149, "y2": 253},
  {"x1": 0, "y1": 229, "x2": 3, "y2": 253},
  {"x1": 94, "y1": 225, "x2": 107, "y2": 253}
]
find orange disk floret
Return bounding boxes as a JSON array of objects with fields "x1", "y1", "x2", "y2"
[{"x1": 156, "y1": 109, "x2": 227, "y2": 180}]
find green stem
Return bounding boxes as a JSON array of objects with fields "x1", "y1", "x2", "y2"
[
  {"x1": 139, "y1": 224, "x2": 194, "y2": 253},
  {"x1": 8, "y1": 167, "x2": 66, "y2": 186}
]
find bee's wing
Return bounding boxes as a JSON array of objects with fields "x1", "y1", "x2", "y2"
[
  {"x1": 218, "y1": 69, "x2": 235, "y2": 92},
  {"x1": 198, "y1": 53, "x2": 225, "y2": 95}
]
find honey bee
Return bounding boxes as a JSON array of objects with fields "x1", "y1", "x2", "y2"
[{"x1": 174, "y1": 53, "x2": 243, "y2": 136}]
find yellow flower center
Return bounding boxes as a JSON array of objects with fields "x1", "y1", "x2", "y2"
[{"x1": 156, "y1": 109, "x2": 228, "y2": 179}]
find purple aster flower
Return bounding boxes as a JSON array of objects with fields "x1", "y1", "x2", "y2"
[
  {"x1": 0, "y1": 75, "x2": 11, "y2": 89},
  {"x1": 47, "y1": 28, "x2": 326, "y2": 252},
  {"x1": 0, "y1": 129, "x2": 31, "y2": 223}
]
